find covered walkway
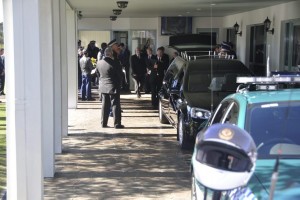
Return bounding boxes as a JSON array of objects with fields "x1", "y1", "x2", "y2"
[{"x1": 44, "y1": 90, "x2": 192, "y2": 199}]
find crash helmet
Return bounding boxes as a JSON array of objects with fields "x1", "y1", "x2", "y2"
[{"x1": 193, "y1": 123, "x2": 257, "y2": 191}]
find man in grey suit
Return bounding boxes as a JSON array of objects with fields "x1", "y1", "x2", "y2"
[{"x1": 96, "y1": 47, "x2": 124, "y2": 129}]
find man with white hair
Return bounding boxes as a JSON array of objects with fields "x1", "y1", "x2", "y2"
[{"x1": 96, "y1": 47, "x2": 124, "y2": 129}]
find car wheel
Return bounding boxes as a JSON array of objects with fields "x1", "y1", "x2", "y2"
[
  {"x1": 178, "y1": 114, "x2": 190, "y2": 149},
  {"x1": 159, "y1": 101, "x2": 169, "y2": 124},
  {"x1": 191, "y1": 171, "x2": 197, "y2": 200}
]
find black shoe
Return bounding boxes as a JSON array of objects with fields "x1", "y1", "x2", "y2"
[
  {"x1": 0, "y1": 91, "x2": 5, "y2": 95},
  {"x1": 115, "y1": 124, "x2": 124, "y2": 129},
  {"x1": 87, "y1": 98, "x2": 95, "y2": 101},
  {"x1": 101, "y1": 124, "x2": 109, "y2": 128}
]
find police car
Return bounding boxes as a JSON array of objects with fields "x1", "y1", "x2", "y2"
[{"x1": 191, "y1": 76, "x2": 300, "y2": 199}]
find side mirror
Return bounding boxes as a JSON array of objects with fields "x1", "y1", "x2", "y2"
[{"x1": 176, "y1": 98, "x2": 185, "y2": 109}]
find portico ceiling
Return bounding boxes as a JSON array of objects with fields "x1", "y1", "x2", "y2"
[{"x1": 67, "y1": 0, "x2": 296, "y2": 18}]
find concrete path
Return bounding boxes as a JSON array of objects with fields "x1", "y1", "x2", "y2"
[{"x1": 44, "y1": 91, "x2": 192, "y2": 200}]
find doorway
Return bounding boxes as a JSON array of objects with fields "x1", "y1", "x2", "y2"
[
  {"x1": 249, "y1": 25, "x2": 266, "y2": 76},
  {"x1": 113, "y1": 31, "x2": 129, "y2": 45}
]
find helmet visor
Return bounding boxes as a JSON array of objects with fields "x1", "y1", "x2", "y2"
[{"x1": 196, "y1": 142, "x2": 253, "y2": 172}]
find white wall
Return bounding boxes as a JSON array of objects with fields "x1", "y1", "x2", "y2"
[
  {"x1": 223, "y1": 0, "x2": 300, "y2": 70},
  {"x1": 78, "y1": 1, "x2": 300, "y2": 69}
]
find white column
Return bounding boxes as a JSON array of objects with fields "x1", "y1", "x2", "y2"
[
  {"x1": 67, "y1": 8, "x2": 78, "y2": 109},
  {"x1": 52, "y1": 0, "x2": 63, "y2": 153},
  {"x1": 4, "y1": 0, "x2": 43, "y2": 199},
  {"x1": 41, "y1": 0, "x2": 55, "y2": 177},
  {"x1": 60, "y1": 0, "x2": 69, "y2": 137}
]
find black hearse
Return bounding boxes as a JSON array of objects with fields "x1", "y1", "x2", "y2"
[{"x1": 159, "y1": 58, "x2": 253, "y2": 149}]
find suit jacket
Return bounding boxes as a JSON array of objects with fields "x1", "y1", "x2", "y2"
[
  {"x1": 148, "y1": 56, "x2": 165, "y2": 81},
  {"x1": 131, "y1": 54, "x2": 146, "y2": 76},
  {"x1": 96, "y1": 57, "x2": 122, "y2": 94},
  {"x1": 145, "y1": 54, "x2": 156, "y2": 71},
  {"x1": 79, "y1": 56, "x2": 93, "y2": 75},
  {"x1": 161, "y1": 54, "x2": 170, "y2": 71}
]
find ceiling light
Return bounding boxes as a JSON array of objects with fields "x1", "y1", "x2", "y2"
[
  {"x1": 110, "y1": 16, "x2": 117, "y2": 21},
  {"x1": 113, "y1": 9, "x2": 122, "y2": 15},
  {"x1": 117, "y1": 1, "x2": 128, "y2": 9}
]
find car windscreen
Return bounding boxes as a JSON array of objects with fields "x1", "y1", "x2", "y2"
[{"x1": 246, "y1": 101, "x2": 300, "y2": 158}]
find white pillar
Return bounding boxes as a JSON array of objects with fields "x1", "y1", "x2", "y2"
[
  {"x1": 4, "y1": 0, "x2": 43, "y2": 199},
  {"x1": 52, "y1": 0, "x2": 63, "y2": 153},
  {"x1": 41, "y1": 0, "x2": 55, "y2": 177},
  {"x1": 60, "y1": 0, "x2": 69, "y2": 137},
  {"x1": 67, "y1": 8, "x2": 78, "y2": 109}
]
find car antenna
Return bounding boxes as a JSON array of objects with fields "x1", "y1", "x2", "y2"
[{"x1": 268, "y1": 156, "x2": 280, "y2": 200}]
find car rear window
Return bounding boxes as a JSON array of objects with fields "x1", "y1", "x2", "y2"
[
  {"x1": 246, "y1": 101, "x2": 300, "y2": 158},
  {"x1": 187, "y1": 73, "x2": 244, "y2": 92}
]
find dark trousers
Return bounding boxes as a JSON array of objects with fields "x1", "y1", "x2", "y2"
[
  {"x1": 144, "y1": 74, "x2": 151, "y2": 93},
  {"x1": 0, "y1": 74, "x2": 5, "y2": 93},
  {"x1": 132, "y1": 74, "x2": 145, "y2": 95},
  {"x1": 101, "y1": 93, "x2": 121, "y2": 126},
  {"x1": 150, "y1": 76, "x2": 163, "y2": 107},
  {"x1": 81, "y1": 74, "x2": 91, "y2": 100}
]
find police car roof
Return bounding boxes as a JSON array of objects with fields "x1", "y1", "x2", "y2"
[{"x1": 227, "y1": 88, "x2": 300, "y2": 104}]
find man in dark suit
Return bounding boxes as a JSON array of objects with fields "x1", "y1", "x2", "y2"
[
  {"x1": 131, "y1": 47, "x2": 147, "y2": 98},
  {"x1": 149, "y1": 47, "x2": 167, "y2": 108},
  {"x1": 160, "y1": 46, "x2": 170, "y2": 69},
  {"x1": 96, "y1": 47, "x2": 124, "y2": 129},
  {"x1": 144, "y1": 48, "x2": 156, "y2": 94}
]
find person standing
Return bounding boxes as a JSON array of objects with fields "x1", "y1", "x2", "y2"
[
  {"x1": 118, "y1": 43, "x2": 131, "y2": 92},
  {"x1": 0, "y1": 48, "x2": 5, "y2": 95},
  {"x1": 80, "y1": 50, "x2": 94, "y2": 101},
  {"x1": 160, "y1": 46, "x2": 170, "y2": 69},
  {"x1": 96, "y1": 47, "x2": 124, "y2": 129},
  {"x1": 149, "y1": 47, "x2": 166, "y2": 108},
  {"x1": 87, "y1": 40, "x2": 100, "y2": 86},
  {"x1": 145, "y1": 48, "x2": 156, "y2": 94},
  {"x1": 131, "y1": 47, "x2": 147, "y2": 98},
  {"x1": 170, "y1": 51, "x2": 179, "y2": 63}
]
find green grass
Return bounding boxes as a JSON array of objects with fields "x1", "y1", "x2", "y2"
[{"x1": 0, "y1": 104, "x2": 6, "y2": 193}]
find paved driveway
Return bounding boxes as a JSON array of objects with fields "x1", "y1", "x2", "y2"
[{"x1": 44, "y1": 93, "x2": 192, "y2": 200}]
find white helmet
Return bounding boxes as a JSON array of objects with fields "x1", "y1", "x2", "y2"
[{"x1": 193, "y1": 123, "x2": 257, "y2": 190}]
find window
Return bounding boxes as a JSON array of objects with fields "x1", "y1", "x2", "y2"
[
  {"x1": 246, "y1": 101, "x2": 300, "y2": 157},
  {"x1": 283, "y1": 19, "x2": 300, "y2": 71},
  {"x1": 222, "y1": 102, "x2": 239, "y2": 125},
  {"x1": 209, "y1": 101, "x2": 231, "y2": 125},
  {"x1": 226, "y1": 28, "x2": 236, "y2": 52},
  {"x1": 249, "y1": 25, "x2": 266, "y2": 76},
  {"x1": 131, "y1": 30, "x2": 156, "y2": 55}
]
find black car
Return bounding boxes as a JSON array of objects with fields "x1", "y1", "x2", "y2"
[
  {"x1": 159, "y1": 57, "x2": 253, "y2": 149},
  {"x1": 159, "y1": 57, "x2": 186, "y2": 125}
]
